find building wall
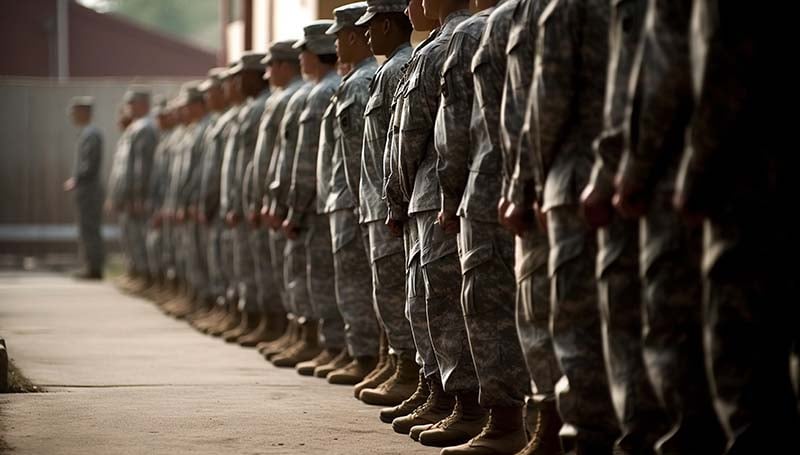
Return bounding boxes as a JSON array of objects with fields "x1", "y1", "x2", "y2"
[
  {"x1": 0, "y1": 77, "x2": 189, "y2": 254},
  {"x1": 1, "y1": 0, "x2": 217, "y2": 78}
]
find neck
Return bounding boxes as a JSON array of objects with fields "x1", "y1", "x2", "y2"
[{"x1": 312, "y1": 66, "x2": 334, "y2": 82}]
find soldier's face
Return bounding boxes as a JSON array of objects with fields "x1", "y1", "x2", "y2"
[
  {"x1": 299, "y1": 50, "x2": 318, "y2": 76},
  {"x1": 335, "y1": 29, "x2": 353, "y2": 63},
  {"x1": 70, "y1": 106, "x2": 91, "y2": 126}
]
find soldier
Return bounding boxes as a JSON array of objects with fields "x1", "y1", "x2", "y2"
[
  {"x1": 255, "y1": 44, "x2": 309, "y2": 358},
  {"x1": 433, "y1": 1, "x2": 533, "y2": 453},
  {"x1": 385, "y1": 0, "x2": 482, "y2": 446},
  {"x1": 612, "y1": 1, "x2": 725, "y2": 452},
  {"x1": 675, "y1": 1, "x2": 799, "y2": 451},
  {"x1": 517, "y1": 0, "x2": 620, "y2": 451},
  {"x1": 218, "y1": 52, "x2": 271, "y2": 344},
  {"x1": 64, "y1": 96, "x2": 105, "y2": 280},
  {"x1": 212, "y1": 64, "x2": 248, "y2": 337},
  {"x1": 195, "y1": 68, "x2": 241, "y2": 335},
  {"x1": 494, "y1": 2, "x2": 564, "y2": 452},
  {"x1": 109, "y1": 88, "x2": 157, "y2": 293},
  {"x1": 261, "y1": 57, "x2": 315, "y2": 363},
  {"x1": 380, "y1": 0, "x2": 442, "y2": 431},
  {"x1": 273, "y1": 21, "x2": 342, "y2": 369},
  {"x1": 351, "y1": 0, "x2": 420, "y2": 409},
  {"x1": 144, "y1": 97, "x2": 176, "y2": 296},
  {"x1": 578, "y1": 1, "x2": 669, "y2": 453},
  {"x1": 314, "y1": 2, "x2": 383, "y2": 387}
]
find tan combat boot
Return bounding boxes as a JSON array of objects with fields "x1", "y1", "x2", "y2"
[
  {"x1": 360, "y1": 353, "x2": 419, "y2": 406},
  {"x1": 417, "y1": 390, "x2": 488, "y2": 447},
  {"x1": 441, "y1": 406, "x2": 528, "y2": 454},
  {"x1": 237, "y1": 313, "x2": 272, "y2": 347},
  {"x1": 262, "y1": 317, "x2": 300, "y2": 359},
  {"x1": 296, "y1": 348, "x2": 341, "y2": 376},
  {"x1": 223, "y1": 311, "x2": 260, "y2": 343},
  {"x1": 380, "y1": 369, "x2": 428, "y2": 423},
  {"x1": 271, "y1": 319, "x2": 322, "y2": 367},
  {"x1": 354, "y1": 354, "x2": 396, "y2": 399},
  {"x1": 327, "y1": 356, "x2": 378, "y2": 385},
  {"x1": 208, "y1": 303, "x2": 241, "y2": 337},
  {"x1": 514, "y1": 400, "x2": 563, "y2": 455},
  {"x1": 314, "y1": 349, "x2": 351, "y2": 378},
  {"x1": 352, "y1": 332, "x2": 388, "y2": 389},
  {"x1": 392, "y1": 376, "x2": 455, "y2": 435}
]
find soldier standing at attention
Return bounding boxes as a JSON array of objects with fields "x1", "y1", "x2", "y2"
[{"x1": 64, "y1": 96, "x2": 105, "y2": 280}]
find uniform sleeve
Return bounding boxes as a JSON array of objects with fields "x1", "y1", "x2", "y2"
[
  {"x1": 436, "y1": 32, "x2": 480, "y2": 215},
  {"x1": 286, "y1": 104, "x2": 325, "y2": 225},
  {"x1": 338, "y1": 87, "x2": 370, "y2": 209},
  {"x1": 397, "y1": 56, "x2": 435, "y2": 206}
]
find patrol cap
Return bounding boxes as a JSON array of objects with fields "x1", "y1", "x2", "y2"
[
  {"x1": 177, "y1": 81, "x2": 205, "y2": 105},
  {"x1": 199, "y1": 67, "x2": 226, "y2": 92},
  {"x1": 261, "y1": 40, "x2": 301, "y2": 65},
  {"x1": 151, "y1": 94, "x2": 169, "y2": 116},
  {"x1": 327, "y1": 2, "x2": 368, "y2": 34},
  {"x1": 70, "y1": 96, "x2": 94, "y2": 108},
  {"x1": 293, "y1": 20, "x2": 337, "y2": 55},
  {"x1": 229, "y1": 51, "x2": 268, "y2": 76},
  {"x1": 123, "y1": 86, "x2": 151, "y2": 104},
  {"x1": 355, "y1": 0, "x2": 409, "y2": 26}
]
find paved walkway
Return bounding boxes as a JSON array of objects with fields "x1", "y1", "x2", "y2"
[{"x1": 0, "y1": 272, "x2": 438, "y2": 454}]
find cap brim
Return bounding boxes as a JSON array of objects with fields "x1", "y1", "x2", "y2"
[
  {"x1": 260, "y1": 53, "x2": 273, "y2": 64},
  {"x1": 325, "y1": 22, "x2": 344, "y2": 35},
  {"x1": 354, "y1": 11, "x2": 377, "y2": 27},
  {"x1": 228, "y1": 63, "x2": 245, "y2": 75},
  {"x1": 292, "y1": 38, "x2": 308, "y2": 49}
]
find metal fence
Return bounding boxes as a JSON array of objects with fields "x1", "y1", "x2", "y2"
[{"x1": 0, "y1": 77, "x2": 189, "y2": 258}]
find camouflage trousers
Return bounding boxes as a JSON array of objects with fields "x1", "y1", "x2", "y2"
[
  {"x1": 415, "y1": 210, "x2": 478, "y2": 393},
  {"x1": 184, "y1": 221, "x2": 210, "y2": 304},
  {"x1": 146, "y1": 225, "x2": 163, "y2": 280},
  {"x1": 167, "y1": 220, "x2": 184, "y2": 283},
  {"x1": 120, "y1": 212, "x2": 149, "y2": 277},
  {"x1": 404, "y1": 219, "x2": 438, "y2": 378},
  {"x1": 268, "y1": 229, "x2": 291, "y2": 314},
  {"x1": 233, "y1": 223, "x2": 258, "y2": 313},
  {"x1": 639, "y1": 196, "x2": 724, "y2": 454},
  {"x1": 598, "y1": 215, "x2": 667, "y2": 454},
  {"x1": 205, "y1": 219, "x2": 227, "y2": 305},
  {"x1": 330, "y1": 210, "x2": 380, "y2": 358},
  {"x1": 459, "y1": 218, "x2": 529, "y2": 408},
  {"x1": 368, "y1": 220, "x2": 416, "y2": 357},
  {"x1": 515, "y1": 228, "x2": 560, "y2": 404},
  {"x1": 303, "y1": 213, "x2": 341, "y2": 348},
  {"x1": 75, "y1": 191, "x2": 104, "y2": 274},
  {"x1": 250, "y1": 227, "x2": 283, "y2": 315},
  {"x1": 547, "y1": 205, "x2": 619, "y2": 451},
  {"x1": 701, "y1": 216, "x2": 799, "y2": 454},
  {"x1": 220, "y1": 226, "x2": 237, "y2": 304}
]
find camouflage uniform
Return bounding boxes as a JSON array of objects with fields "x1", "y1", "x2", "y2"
[
  {"x1": 524, "y1": 0, "x2": 619, "y2": 450},
  {"x1": 250, "y1": 82, "x2": 297, "y2": 317},
  {"x1": 111, "y1": 116, "x2": 157, "y2": 279},
  {"x1": 330, "y1": 56, "x2": 381, "y2": 358},
  {"x1": 165, "y1": 122, "x2": 191, "y2": 288},
  {"x1": 587, "y1": 0, "x2": 668, "y2": 451},
  {"x1": 395, "y1": 9, "x2": 478, "y2": 393},
  {"x1": 384, "y1": 33, "x2": 439, "y2": 376},
  {"x1": 433, "y1": 6, "x2": 528, "y2": 408},
  {"x1": 286, "y1": 70, "x2": 342, "y2": 338},
  {"x1": 679, "y1": 2, "x2": 799, "y2": 451},
  {"x1": 360, "y1": 41, "x2": 414, "y2": 357},
  {"x1": 263, "y1": 76, "x2": 306, "y2": 316},
  {"x1": 146, "y1": 125, "x2": 174, "y2": 282},
  {"x1": 616, "y1": 0, "x2": 724, "y2": 451},
  {"x1": 72, "y1": 124, "x2": 105, "y2": 274},
  {"x1": 268, "y1": 81, "x2": 315, "y2": 319},
  {"x1": 231, "y1": 87, "x2": 271, "y2": 314},
  {"x1": 201, "y1": 107, "x2": 238, "y2": 305},
  {"x1": 500, "y1": 0, "x2": 561, "y2": 408},
  {"x1": 182, "y1": 112, "x2": 213, "y2": 303},
  {"x1": 219, "y1": 103, "x2": 243, "y2": 304}
]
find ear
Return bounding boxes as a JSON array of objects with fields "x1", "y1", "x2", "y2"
[
  {"x1": 348, "y1": 29, "x2": 359, "y2": 46},
  {"x1": 382, "y1": 17, "x2": 391, "y2": 35}
]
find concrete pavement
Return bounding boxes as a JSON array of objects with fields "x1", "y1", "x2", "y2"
[{"x1": 0, "y1": 272, "x2": 439, "y2": 454}]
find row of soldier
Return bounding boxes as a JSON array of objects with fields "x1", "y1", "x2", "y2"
[{"x1": 99, "y1": 0, "x2": 796, "y2": 454}]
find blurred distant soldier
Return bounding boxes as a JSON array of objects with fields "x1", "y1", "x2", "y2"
[{"x1": 64, "y1": 96, "x2": 105, "y2": 280}]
